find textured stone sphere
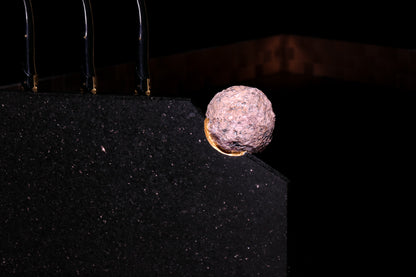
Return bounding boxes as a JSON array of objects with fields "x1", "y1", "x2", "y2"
[{"x1": 205, "y1": 85, "x2": 275, "y2": 154}]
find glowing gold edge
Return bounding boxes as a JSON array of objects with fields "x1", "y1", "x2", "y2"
[{"x1": 204, "y1": 118, "x2": 246, "y2": 157}]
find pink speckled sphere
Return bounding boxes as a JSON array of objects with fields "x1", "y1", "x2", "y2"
[{"x1": 205, "y1": 86, "x2": 275, "y2": 154}]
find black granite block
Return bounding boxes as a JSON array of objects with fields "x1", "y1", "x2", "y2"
[{"x1": 0, "y1": 91, "x2": 287, "y2": 276}]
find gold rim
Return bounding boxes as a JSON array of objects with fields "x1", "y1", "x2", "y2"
[{"x1": 204, "y1": 118, "x2": 246, "y2": 157}]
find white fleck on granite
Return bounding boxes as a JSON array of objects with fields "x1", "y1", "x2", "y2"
[{"x1": 206, "y1": 86, "x2": 275, "y2": 153}]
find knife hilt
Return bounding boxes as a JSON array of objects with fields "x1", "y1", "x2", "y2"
[{"x1": 22, "y1": 0, "x2": 38, "y2": 93}]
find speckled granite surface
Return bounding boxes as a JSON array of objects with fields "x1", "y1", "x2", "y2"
[{"x1": 0, "y1": 91, "x2": 287, "y2": 276}]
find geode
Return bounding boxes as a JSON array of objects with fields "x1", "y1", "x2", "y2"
[{"x1": 205, "y1": 85, "x2": 275, "y2": 154}]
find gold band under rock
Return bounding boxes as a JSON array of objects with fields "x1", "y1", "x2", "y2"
[{"x1": 204, "y1": 118, "x2": 246, "y2": 157}]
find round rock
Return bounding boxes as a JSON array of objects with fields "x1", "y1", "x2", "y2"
[{"x1": 205, "y1": 85, "x2": 275, "y2": 154}]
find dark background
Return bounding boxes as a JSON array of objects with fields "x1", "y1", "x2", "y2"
[{"x1": 0, "y1": 0, "x2": 414, "y2": 86}]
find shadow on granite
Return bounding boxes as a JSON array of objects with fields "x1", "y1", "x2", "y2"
[{"x1": 0, "y1": 91, "x2": 287, "y2": 276}]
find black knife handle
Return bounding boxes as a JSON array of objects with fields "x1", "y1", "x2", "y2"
[
  {"x1": 135, "y1": 0, "x2": 150, "y2": 96},
  {"x1": 22, "y1": 0, "x2": 38, "y2": 92},
  {"x1": 81, "y1": 0, "x2": 97, "y2": 94}
]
